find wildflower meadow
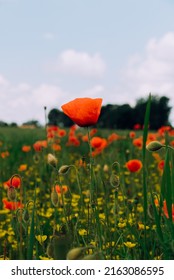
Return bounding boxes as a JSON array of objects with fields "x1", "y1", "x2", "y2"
[{"x1": 0, "y1": 96, "x2": 174, "y2": 260}]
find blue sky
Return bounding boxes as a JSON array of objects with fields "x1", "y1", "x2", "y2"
[{"x1": 1, "y1": 0, "x2": 174, "y2": 125}]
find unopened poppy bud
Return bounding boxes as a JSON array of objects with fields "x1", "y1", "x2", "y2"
[
  {"x1": 82, "y1": 254, "x2": 96, "y2": 260},
  {"x1": 47, "y1": 153, "x2": 58, "y2": 168},
  {"x1": 103, "y1": 164, "x2": 109, "y2": 172},
  {"x1": 16, "y1": 208, "x2": 24, "y2": 222},
  {"x1": 58, "y1": 165, "x2": 71, "y2": 175},
  {"x1": 51, "y1": 190, "x2": 59, "y2": 207},
  {"x1": 110, "y1": 173, "x2": 120, "y2": 188},
  {"x1": 7, "y1": 186, "x2": 17, "y2": 201},
  {"x1": 82, "y1": 252, "x2": 104, "y2": 260},
  {"x1": 146, "y1": 141, "x2": 164, "y2": 152},
  {"x1": 23, "y1": 209, "x2": 30, "y2": 223},
  {"x1": 46, "y1": 242, "x2": 55, "y2": 258},
  {"x1": 66, "y1": 247, "x2": 85, "y2": 260}
]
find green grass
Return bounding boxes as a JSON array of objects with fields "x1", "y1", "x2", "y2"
[{"x1": 0, "y1": 119, "x2": 174, "y2": 260}]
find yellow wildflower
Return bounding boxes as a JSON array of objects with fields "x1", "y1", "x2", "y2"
[
  {"x1": 124, "y1": 242, "x2": 136, "y2": 248},
  {"x1": 35, "y1": 235, "x2": 47, "y2": 245}
]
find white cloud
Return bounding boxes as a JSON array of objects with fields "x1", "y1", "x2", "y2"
[
  {"x1": 0, "y1": 74, "x2": 9, "y2": 87},
  {"x1": 114, "y1": 32, "x2": 174, "y2": 122},
  {"x1": 0, "y1": 78, "x2": 106, "y2": 125},
  {"x1": 81, "y1": 85, "x2": 105, "y2": 97},
  {"x1": 50, "y1": 49, "x2": 106, "y2": 78},
  {"x1": 0, "y1": 79, "x2": 75, "y2": 124},
  {"x1": 10, "y1": 83, "x2": 31, "y2": 93},
  {"x1": 1, "y1": 32, "x2": 174, "y2": 125}
]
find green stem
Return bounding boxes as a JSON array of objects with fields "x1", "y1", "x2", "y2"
[
  {"x1": 87, "y1": 127, "x2": 94, "y2": 204},
  {"x1": 58, "y1": 178, "x2": 70, "y2": 234}
]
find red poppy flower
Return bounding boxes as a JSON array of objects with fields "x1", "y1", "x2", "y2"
[
  {"x1": 52, "y1": 143, "x2": 61, "y2": 151},
  {"x1": 54, "y1": 185, "x2": 68, "y2": 195},
  {"x1": 67, "y1": 135, "x2": 80, "y2": 147},
  {"x1": 1, "y1": 151, "x2": 9, "y2": 158},
  {"x1": 90, "y1": 136, "x2": 106, "y2": 148},
  {"x1": 133, "y1": 138, "x2": 143, "y2": 149},
  {"x1": 2, "y1": 198, "x2": 23, "y2": 210},
  {"x1": 129, "y1": 131, "x2": 136, "y2": 139},
  {"x1": 90, "y1": 137, "x2": 104, "y2": 149},
  {"x1": 133, "y1": 123, "x2": 141, "y2": 130},
  {"x1": 108, "y1": 133, "x2": 120, "y2": 143},
  {"x1": 33, "y1": 140, "x2": 47, "y2": 151},
  {"x1": 47, "y1": 125, "x2": 59, "y2": 133},
  {"x1": 158, "y1": 160, "x2": 165, "y2": 171},
  {"x1": 170, "y1": 140, "x2": 174, "y2": 147},
  {"x1": 126, "y1": 159, "x2": 142, "y2": 173},
  {"x1": 22, "y1": 145, "x2": 31, "y2": 152},
  {"x1": 4, "y1": 175, "x2": 21, "y2": 189},
  {"x1": 61, "y1": 98, "x2": 103, "y2": 127},
  {"x1": 163, "y1": 200, "x2": 174, "y2": 221},
  {"x1": 82, "y1": 134, "x2": 89, "y2": 142},
  {"x1": 158, "y1": 126, "x2": 171, "y2": 136},
  {"x1": 90, "y1": 137, "x2": 107, "y2": 156},
  {"x1": 58, "y1": 129, "x2": 66, "y2": 137},
  {"x1": 90, "y1": 128, "x2": 98, "y2": 137}
]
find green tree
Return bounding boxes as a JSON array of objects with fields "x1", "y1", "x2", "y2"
[
  {"x1": 48, "y1": 108, "x2": 73, "y2": 127},
  {"x1": 134, "y1": 95, "x2": 171, "y2": 129}
]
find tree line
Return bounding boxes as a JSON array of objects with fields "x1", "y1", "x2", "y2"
[
  {"x1": 0, "y1": 95, "x2": 172, "y2": 129},
  {"x1": 48, "y1": 95, "x2": 172, "y2": 130}
]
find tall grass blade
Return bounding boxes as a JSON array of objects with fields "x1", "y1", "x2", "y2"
[
  {"x1": 151, "y1": 192, "x2": 163, "y2": 242},
  {"x1": 142, "y1": 93, "x2": 151, "y2": 259}
]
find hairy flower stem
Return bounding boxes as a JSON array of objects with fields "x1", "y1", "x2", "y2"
[
  {"x1": 87, "y1": 127, "x2": 103, "y2": 248},
  {"x1": 70, "y1": 165, "x2": 83, "y2": 209},
  {"x1": 44, "y1": 106, "x2": 47, "y2": 137},
  {"x1": 58, "y1": 178, "x2": 70, "y2": 234},
  {"x1": 87, "y1": 127, "x2": 94, "y2": 205}
]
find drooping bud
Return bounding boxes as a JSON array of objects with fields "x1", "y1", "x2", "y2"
[
  {"x1": 16, "y1": 208, "x2": 24, "y2": 222},
  {"x1": 112, "y1": 161, "x2": 120, "y2": 173},
  {"x1": 7, "y1": 186, "x2": 17, "y2": 201},
  {"x1": 103, "y1": 164, "x2": 109, "y2": 172},
  {"x1": 51, "y1": 189, "x2": 59, "y2": 207},
  {"x1": 66, "y1": 247, "x2": 85, "y2": 260},
  {"x1": 146, "y1": 141, "x2": 164, "y2": 152},
  {"x1": 46, "y1": 242, "x2": 55, "y2": 258},
  {"x1": 82, "y1": 254, "x2": 96, "y2": 260},
  {"x1": 47, "y1": 153, "x2": 58, "y2": 168},
  {"x1": 58, "y1": 165, "x2": 71, "y2": 175},
  {"x1": 109, "y1": 173, "x2": 120, "y2": 188},
  {"x1": 82, "y1": 252, "x2": 104, "y2": 260},
  {"x1": 23, "y1": 209, "x2": 30, "y2": 223}
]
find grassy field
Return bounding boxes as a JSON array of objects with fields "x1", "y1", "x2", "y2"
[{"x1": 0, "y1": 123, "x2": 174, "y2": 260}]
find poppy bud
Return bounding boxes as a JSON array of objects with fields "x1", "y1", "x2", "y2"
[
  {"x1": 82, "y1": 254, "x2": 96, "y2": 260},
  {"x1": 103, "y1": 164, "x2": 109, "y2": 172},
  {"x1": 51, "y1": 189, "x2": 59, "y2": 207},
  {"x1": 7, "y1": 186, "x2": 17, "y2": 201},
  {"x1": 23, "y1": 209, "x2": 30, "y2": 223},
  {"x1": 146, "y1": 141, "x2": 164, "y2": 152},
  {"x1": 46, "y1": 242, "x2": 55, "y2": 258},
  {"x1": 16, "y1": 208, "x2": 24, "y2": 222},
  {"x1": 47, "y1": 153, "x2": 58, "y2": 168},
  {"x1": 58, "y1": 165, "x2": 71, "y2": 175},
  {"x1": 66, "y1": 247, "x2": 85, "y2": 260},
  {"x1": 110, "y1": 173, "x2": 120, "y2": 188},
  {"x1": 82, "y1": 252, "x2": 104, "y2": 260}
]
